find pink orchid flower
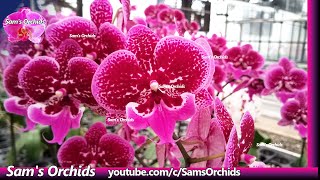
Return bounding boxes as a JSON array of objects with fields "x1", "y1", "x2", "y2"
[
  {"x1": 279, "y1": 90, "x2": 307, "y2": 138},
  {"x1": 3, "y1": 55, "x2": 36, "y2": 131},
  {"x1": 207, "y1": 34, "x2": 228, "y2": 56},
  {"x1": 144, "y1": 4, "x2": 187, "y2": 37},
  {"x1": 58, "y1": 122, "x2": 134, "y2": 167},
  {"x1": 18, "y1": 39, "x2": 100, "y2": 144},
  {"x1": 182, "y1": 19, "x2": 200, "y2": 36},
  {"x1": 144, "y1": 4, "x2": 170, "y2": 28},
  {"x1": 214, "y1": 98, "x2": 255, "y2": 168},
  {"x1": 92, "y1": 25, "x2": 211, "y2": 144},
  {"x1": 231, "y1": 73, "x2": 266, "y2": 101},
  {"x1": 45, "y1": 0, "x2": 125, "y2": 63},
  {"x1": 222, "y1": 44, "x2": 264, "y2": 79},
  {"x1": 264, "y1": 58, "x2": 307, "y2": 103}
]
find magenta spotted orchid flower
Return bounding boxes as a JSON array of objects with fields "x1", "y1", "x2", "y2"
[
  {"x1": 144, "y1": 4, "x2": 187, "y2": 37},
  {"x1": 207, "y1": 34, "x2": 228, "y2": 57},
  {"x1": 92, "y1": 25, "x2": 211, "y2": 144},
  {"x1": 264, "y1": 58, "x2": 307, "y2": 103},
  {"x1": 222, "y1": 44, "x2": 264, "y2": 79},
  {"x1": 279, "y1": 90, "x2": 307, "y2": 138},
  {"x1": 3, "y1": 55, "x2": 36, "y2": 131},
  {"x1": 231, "y1": 72, "x2": 266, "y2": 101},
  {"x1": 3, "y1": 8, "x2": 46, "y2": 43},
  {"x1": 58, "y1": 122, "x2": 134, "y2": 167},
  {"x1": 144, "y1": 4, "x2": 170, "y2": 28},
  {"x1": 18, "y1": 39, "x2": 100, "y2": 144},
  {"x1": 45, "y1": 0, "x2": 126, "y2": 63},
  {"x1": 214, "y1": 98, "x2": 255, "y2": 168}
]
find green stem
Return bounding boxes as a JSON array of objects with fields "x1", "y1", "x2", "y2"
[
  {"x1": 216, "y1": 79, "x2": 235, "y2": 97},
  {"x1": 221, "y1": 92, "x2": 234, "y2": 101},
  {"x1": 9, "y1": 114, "x2": 16, "y2": 165},
  {"x1": 173, "y1": 133, "x2": 191, "y2": 167},
  {"x1": 299, "y1": 138, "x2": 306, "y2": 167}
]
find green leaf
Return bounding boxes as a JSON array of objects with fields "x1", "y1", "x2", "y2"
[
  {"x1": 144, "y1": 143, "x2": 157, "y2": 160},
  {"x1": 6, "y1": 127, "x2": 47, "y2": 165},
  {"x1": 248, "y1": 130, "x2": 272, "y2": 157}
]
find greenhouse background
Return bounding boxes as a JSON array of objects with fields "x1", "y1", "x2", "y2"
[{"x1": 0, "y1": 0, "x2": 308, "y2": 168}]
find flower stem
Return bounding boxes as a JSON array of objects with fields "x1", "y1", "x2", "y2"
[
  {"x1": 216, "y1": 79, "x2": 235, "y2": 97},
  {"x1": 135, "y1": 136, "x2": 159, "y2": 154},
  {"x1": 299, "y1": 138, "x2": 306, "y2": 166},
  {"x1": 221, "y1": 92, "x2": 234, "y2": 101},
  {"x1": 135, "y1": 153, "x2": 148, "y2": 167},
  {"x1": 9, "y1": 114, "x2": 16, "y2": 165},
  {"x1": 112, "y1": 8, "x2": 121, "y2": 24},
  {"x1": 189, "y1": 152, "x2": 225, "y2": 164},
  {"x1": 173, "y1": 133, "x2": 191, "y2": 167}
]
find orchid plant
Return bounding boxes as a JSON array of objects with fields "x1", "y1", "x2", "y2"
[{"x1": 0, "y1": 0, "x2": 308, "y2": 168}]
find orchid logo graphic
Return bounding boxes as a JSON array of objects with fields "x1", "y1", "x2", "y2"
[{"x1": 3, "y1": 8, "x2": 46, "y2": 43}]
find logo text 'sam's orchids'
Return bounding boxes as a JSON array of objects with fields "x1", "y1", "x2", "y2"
[{"x1": 0, "y1": 0, "x2": 308, "y2": 168}]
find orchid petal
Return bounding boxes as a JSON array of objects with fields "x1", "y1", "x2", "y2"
[
  {"x1": 3, "y1": 55, "x2": 31, "y2": 97},
  {"x1": 126, "y1": 25, "x2": 159, "y2": 73},
  {"x1": 98, "y1": 134, "x2": 134, "y2": 167},
  {"x1": 223, "y1": 126, "x2": 240, "y2": 168},
  {"x1": 4, "y1": 97, "x2": 36, "y2": 131},
  {"x1": 85, "y1": 122, "x2": 106, "y2": 147},
  {"x1": 154, "y1": 36, "x2": 210, "y2": 94},
  {"x1": 238, "y1": 112, "x2": 254, "y2": 154},
  {"x1": 195, "y1": 38, "x2": 215, "y2": 86},
  {"x1": 264, "y1": 67, "x2": 285, "y2": 90},
  {"x1": 156, "y1": 143, "x2": 166, "y2": 167},
  {"x1": 278, "y1": 118, "x2": 294, "y2": 126},
  {"x1": 206, "y1": 120, "x2": 226, "y2": 167},
  {"x1": 120, "y1": 0, "x2": 130, "y2": 30},
  {"x1": 289, "y1": 68, "x2": 307, "y2": 90},
  {"x1": 186, "y1": 107, "x2": 212, "y2": 140},
  {"x1": 294, "y1": 124, "x2": 307, "y2": 138},
  {"x1": 19, "y1": 56, "x2": 60, "y2": 102},
  {"x1": 194, "y1": 89, "x2": 214, "y2": 109},
  {"x1": 280, "y1": 100, "x2": 300, "y2": 122},
  {"x1": 128, "y1": 93, "x2": 195, "y2": 144},
  {"x1": 275, "y1": 91, "x2": 295, "y2": 103},
  {"x1": 28, "y1": 104, "x2": 84, "y2": 144},
  {"x1": 90, "y1": 0, "x2": 113, "y2": 28},
  {"x1": 55, "y1": 39, "x2": 83, "y2": 76},
  {"x1": 57, "y1": 136, "x2": 91, "y2": 167},
  {"x1": 214, "y1": 98, "x2": 234, "y2": 142},
  {"x1": 92, "y1": 50, "x2": 149, "y2": 113},
  {"x1": 66, "y1": 57, "x2": 98, "y2": 106},
  {"x1": 98, "y1": 22, "x2": 126, "y2": 59},
  {"x1": 45, "y1": 17, "x2": 98, "y2": 54},
  {"x1": 278, "y1": 58, "x2": 294, "y2": 73},
  {"x1": 168, "y1": 150, "x2": 181, "y2": 168}
]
